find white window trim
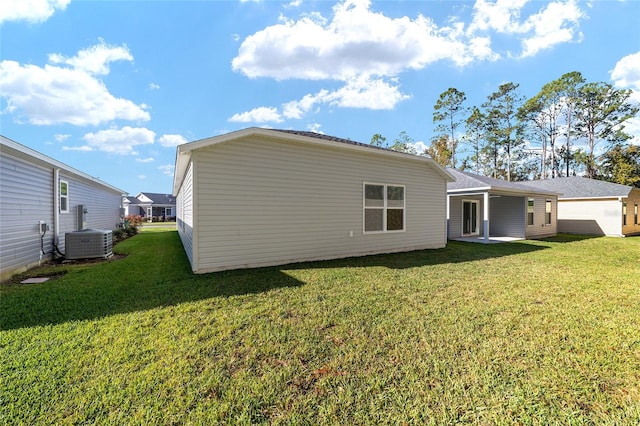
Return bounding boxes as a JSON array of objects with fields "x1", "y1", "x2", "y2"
[
  {"x1": 545, "y1": 199, "x2": 552, "y2": 225},
  {"x1": 59, "y1": 180, "x2": 69, "y2": 213},
  {"x1": 461, "y1": 199, "x2": 480, "y2": 236},
  {"x1": 363, "y1": 182, "x2": 406, "y2": 234},
  {"x1": 527, "y1": 198, "x2": 535, "y2": 227}
]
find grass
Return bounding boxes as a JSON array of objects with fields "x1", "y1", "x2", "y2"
[{"x1": 1, "y1": 229, "x2": 639, "y2": 424}]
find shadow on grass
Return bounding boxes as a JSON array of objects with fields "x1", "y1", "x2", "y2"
[
  {"x1": 539, "y1": 233, "x2": 604, "y2": 243},
  {"x1": 1, "y1": 231, "x2": 546, "y2": 331}
]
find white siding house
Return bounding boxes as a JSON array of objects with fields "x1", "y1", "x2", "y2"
[
  {"x1": 173, "y1": 128, "x2": 454, "y2": 273},
  {"x1": 1, "y1": 136, "x2": 125, "y2": 280},
  {"x1": 520, "y1": 177, "x2": 640, "y2": 237}
]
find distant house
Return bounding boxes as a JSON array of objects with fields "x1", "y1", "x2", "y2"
[
  {"x1": 1, "y1": 135, "x2": 125, "y2": 280},
  {"x1": 447, "y1": 169, "x2": 558, "y2": 243},
  {"x1": 123, "y1": 192, "x2": 176, "y2": 221},
  {"x1": 519, "y1": 177, "x2": 640, "y2": 237},
  {"x1": 173, "y1": 127, "x2": 455, "y2": 273}
]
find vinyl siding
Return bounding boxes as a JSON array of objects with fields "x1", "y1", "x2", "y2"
[
  {"x1": 189, "y1": 136, "x2": 447, "y2": 273},
  {"x1": 490, "y1": 196, "x2": 525, "y2": 238},
  {"x1": 56, "y1": 171, "x2": 123, "y2": 253},
  {"x1": 1, "y1": 143, "x2": 122, "y2": 280},
  {"x1": 176, "y1": 162, "x2": 194, "y2": 267},
  {"x1": 0, "y1": 150, "x2": 55, "y2": 279},
  {"x1": 448, "y1": 195, "x2": 484, "y2": 238},
  {"x1": 525, "y1": 195, "x2": 557, "y2": 239},
  {"x1": 558, "y1": 199, "x2": 623, "y2": 236}
]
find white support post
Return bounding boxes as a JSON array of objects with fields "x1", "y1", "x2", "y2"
[{"x1": 483, "y1": 192, "x2": 490, "y2": 243}]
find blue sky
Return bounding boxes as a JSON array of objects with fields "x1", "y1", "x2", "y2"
[{"x1": 1, "y1": 0, "x2": 639, "y2": 195}]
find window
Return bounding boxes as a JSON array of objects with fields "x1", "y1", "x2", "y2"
[
  {"x1": 59, "y1": 180, "x2": 69, "y2": 213},
  {"x1": 364, "y1": 183, "x2": 405, "y2": 233},
  {"x1": 545, "y1": 200, "x2": 552, "y2": 225},
  {"x1": 622, "y1": 203, "x2": 627, "y2": 226},
  {"x1": 635, "y1": 204, "x2": 638, "y2": 225},
  {"x1": 527, "y1": 198, "x2": 534, "y2": 226}
]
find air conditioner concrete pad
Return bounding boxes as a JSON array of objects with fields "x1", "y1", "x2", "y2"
[{"x1": 21, "y1": 277, "x2": 50, "y2": 284}]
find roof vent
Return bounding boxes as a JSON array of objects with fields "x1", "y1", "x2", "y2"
[{"x1": 65, "y1": 229, "x2": 113, "y2": 260}]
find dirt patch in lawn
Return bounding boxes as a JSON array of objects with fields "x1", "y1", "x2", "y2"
[{"x1": 2, "y1": 253, "x2": 128, "y2": 286}]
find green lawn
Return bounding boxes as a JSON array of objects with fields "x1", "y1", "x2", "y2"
[{"x1": 2, "y1": 230, "x2": 639, "y2": 424}]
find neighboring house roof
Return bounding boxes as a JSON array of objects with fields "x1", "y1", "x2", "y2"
[
  {"x1": 138, "y1": 192, "x2": 176, "y2": 205},
  {"x1": 173, "y1": 127, "x2": 455, "y2": 195},
  {"x1": 446, "y1": 168, "x2": 557, "y2": 196},
  {"x1": 518, "y1": 177, "x2": 634, "y2": 200},
  {"x1": 124, "y1": 196, "x2": 141, "y2": 205},
  {"x1": 1, "y1": 135, "x2": 126, "y2": 195}
]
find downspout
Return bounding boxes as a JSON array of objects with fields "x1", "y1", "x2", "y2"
[{"x1": 53, "y1": 168, "x2": 61, "y2": 256}]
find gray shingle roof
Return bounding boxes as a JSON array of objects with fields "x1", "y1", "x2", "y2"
[
  {"x1": 139, "y1": 193, "x2": 176, "y2": 204},
  {"x1": 270, "y1": 129, "x2": 396, "y2": 154},
  {"x1": 446, "y1": 168, "x2": 557, "y2": 195},
  {"x1": 518, "y1": 177, "x2": 633, "y2": 199}
]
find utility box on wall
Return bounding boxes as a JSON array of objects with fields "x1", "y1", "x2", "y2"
[{"x1": 77, "y1": 204, "x2": 88, "y2": 230}]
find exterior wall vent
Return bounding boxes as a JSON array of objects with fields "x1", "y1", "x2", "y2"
[{"x1": 65, "y1": 229, "x2": 113, "y2": 260}]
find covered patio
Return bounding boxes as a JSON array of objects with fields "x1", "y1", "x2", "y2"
[{"x1": 446, "y1": 169, "x2": 558, "y2": 244}]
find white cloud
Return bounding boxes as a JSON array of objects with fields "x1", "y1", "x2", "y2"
[
  {"x1": 323, "y1": 75, "x2": 410, "y2": 109},
  {"x1": 0, "y1": 0, "x2": 70, "y2": 24},
  {"x1": 48, "y1": 40, "x2": 133, "y2": 75},
  {"x1": 468, "y1": 0, "x2": 529, "y2": 34},
  {"x1": 158, "y1": 134, "x2": 187, "y2": 147},
  {"x1": 232, "y1": 0, "x2": 495, "y2": 81},
  {"x1": 229, "y1": 106, "x2": 283, "y2": 123},
  {"x1": 469, "y1": 0, "x2": 585, "y2": 58},
  {"x1": 306, "y1": 123, "x2": 323, "y2": 133},
  {"x1": 0, "y1": 42, "x2": 149, "y2": 126},
  {"x1": 135, "y1": 157, "x2": 154, "y2": 163},
  {"x1": 54, "y1": 133, "x2": 70, "y2": 142},
  {"x1": 158, "y1": 164, "x2": 175, "y2": 176},
  {"x1": 230, "y1": 0, "x2": 585, "y2": 122},
  {"x1": 519, "y1": 0, "x2": 584, "y2": 58},
  {"x1": 409, "y1": 141, "x2": 428, "y2": 155},
  {"x1": 138, "y1": 174, "x2": 147, "y2": 180},
  {"x1": 611, "y1": 51, "x2": 640, "y2": 144},
  {"x1": 233, "y1": 76, "x2": 409, "y2": 124},
  {"x1": 148, "y1": 83, "x2": 160, "y2": 90},
  {"x1": 62, "y1": 145, "x2": 93, "y2": 152},
  {"x1": 611, "y1": 51, "x2": 640, "y2": 102},
  {"x1": 82, "y1": 126, "x2": 155, "y2": 155}
]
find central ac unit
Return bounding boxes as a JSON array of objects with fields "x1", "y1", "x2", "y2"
[{"x1": 65, "y1": 229, "x2": 113, "y2": 260}]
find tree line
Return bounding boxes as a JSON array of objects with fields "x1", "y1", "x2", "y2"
[{"x1": 371, "y1": 71, "x2": 640, "y2": 187}]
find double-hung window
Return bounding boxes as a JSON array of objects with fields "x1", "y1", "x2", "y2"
[
  {"x1": 622, "y1": 203, "x2": 627, "y2": 226},
  {"x1": 364, "y1": 183, "x2": 405, "y2": 233},
  {"x1": 635, "y1": 204, "x2": 638, "y2": 225},
  {"x1": 59, "y1": 180, "x2": 69, "y2": 213},
  {"x1": 527, "y1": 198, "x2": 534, "y2": 226}
]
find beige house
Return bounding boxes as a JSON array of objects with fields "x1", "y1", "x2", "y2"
[
  {"x1": 172, "y1": 128, "x2": 454, "y2": 273},
  {"x1": 520, "y1": 177, "x2": 640, "y2": 237}
]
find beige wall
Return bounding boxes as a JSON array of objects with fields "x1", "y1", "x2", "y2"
[
  {"x1": 622, "y1": 188, "x2": 640, "y2": 236},
  {"x1": 182, "y1": 136, "x2": 448, "y2": 273}
]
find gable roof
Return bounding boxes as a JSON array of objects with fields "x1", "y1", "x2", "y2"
[
  {"x1": 446, "y1": 168, "x2": 557, "y2": 196},
  {"x1": 138, "y1": 192, "x2": 176, "y2": 204},
  {"x1": 518, "y1": 177, "x2": 633, "y2": 199},
  {"x1": 173, "y1": 127, "x2": 455, "y2": 195}
]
